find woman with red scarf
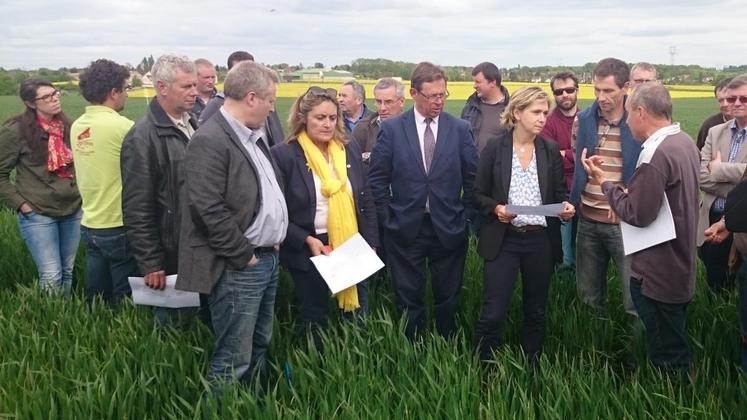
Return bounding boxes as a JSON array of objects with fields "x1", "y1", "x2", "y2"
[{"x1": 0, "y1": 79, "x2": 82, "y2": 295}]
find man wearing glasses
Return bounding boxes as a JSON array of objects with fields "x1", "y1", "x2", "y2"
[
  {"x1": 541, "y1": 71, "x2": 581, "y2": 272},
  {"x1": 570, "y1": 58, "x2": 641, "y2": 323},
  {"x1": 697, "y1": 78, "x2": 733, "y2": 150},
  {"x1": 630, "y1": 62, "x2": 657, "y2": 89},
  {"x1": 698, "y1": 74, "x2": 747, "y2": 294},
  {"x1": 369, "y1": 62, "x2": 479, "y2": 339}
]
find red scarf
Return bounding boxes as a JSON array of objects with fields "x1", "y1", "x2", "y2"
[{"x1": 37, "y1": 115, "x2": 74, "y2": 178}]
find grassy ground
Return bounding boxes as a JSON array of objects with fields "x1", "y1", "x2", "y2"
[
  {"x1": 0, "y1": 93, "x2": 743, "y2": 418},
  {"x1": 0, "y1": 93, "x2": 718, "y2": 142}
]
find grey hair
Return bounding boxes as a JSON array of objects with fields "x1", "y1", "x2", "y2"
[
  {"x1": 628, "y1": 82, "x2": 672, "y2": 121},
  {"x1": 630, "y1": 62, "x2": 657, "y2": 79},
  {"x1": 224, "y1": 61, "x2": 279, "y2": 100},
  {"x1": 151, "y1": 54, "x2": 196, "y2": 85},
  {"x1": 374, "y1": 77, "x2": 405, "y2": 98},
  {"x1": 343, "y1": 80, "x2": 366, "y2": 101},
  {"x1": 726, "y1": 74, "x2": 747, "y2": 91}
]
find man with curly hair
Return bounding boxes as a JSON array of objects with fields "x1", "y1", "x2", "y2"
[{"x1": 71, "y1": 58, "x2": 138, "y2": 307}]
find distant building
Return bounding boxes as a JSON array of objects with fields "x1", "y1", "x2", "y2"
[{"x1": 287, "y1": 68, "x2": 354, "y2": 82}]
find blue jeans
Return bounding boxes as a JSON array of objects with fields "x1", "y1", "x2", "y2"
[
  {"x1": 80, "y1": 226, "x2": 138, "y2": 307},
  {"x1": 575, "y1": 217, "x2": 635, "y2": 316},
  {"x1": 630, "y1": 278, "x2": 691, "y2": 375},
  {"x1": 208, "y1": 249, "x2": 279, "y2": 388},
  {"x1": 560, "y1": 216, "x2": 576, "y2": 269},
  {"x1": 17, "y1": 209, "x2": 81, "y2": 295}
]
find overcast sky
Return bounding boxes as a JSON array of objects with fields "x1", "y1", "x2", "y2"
[{"x1": 0, "y1": 0, "x2": 743, "y2": 70}]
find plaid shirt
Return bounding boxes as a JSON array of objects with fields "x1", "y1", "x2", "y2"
[{"x1": 713, "y1": 120, "x2": 747, "y2": 212}]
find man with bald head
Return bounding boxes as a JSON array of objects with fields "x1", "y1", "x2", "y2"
[{"x1": 582, "y1": 82, "x2": 700, "y2": 377}]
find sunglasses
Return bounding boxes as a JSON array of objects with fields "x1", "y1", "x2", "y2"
[
  {"x1": 725, "y1": 96, "x2": 747, "y2": 104},
  {"x1": 304, "y1": 86, "x2": 337, "y2": 99},
  {"x1": 552, "y1": 87, "x2": 577, "y2": 96}
]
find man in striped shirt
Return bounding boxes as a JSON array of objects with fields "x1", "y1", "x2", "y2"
[{"x1": 570, "y1": 58, "x2": 642, "y2": 320}]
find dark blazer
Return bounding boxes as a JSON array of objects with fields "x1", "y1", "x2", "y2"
[
  {"x1": 176, "y1": 111, "x2": 268, "y2": 294},
  {"x1": 475, "y1": 131, "x2": 567, "y2": 263},
  {"x1": 368, "y1": 108, "x2": 478, "y2": 248},
  {"x1": 271, "y1": 139, "x2": 379, "y2": 271}
]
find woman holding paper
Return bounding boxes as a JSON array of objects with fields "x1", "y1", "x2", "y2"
[
  {"x1": 271, "y1": 86, "x2": 379, "y2": 344},
  {"x1": 472, "y1": 86, "x2": 575, "y2": 363}
]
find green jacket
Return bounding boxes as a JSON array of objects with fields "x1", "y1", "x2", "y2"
[{"x1": 0, "y1": 121, "x2": 81, "y2": 217}]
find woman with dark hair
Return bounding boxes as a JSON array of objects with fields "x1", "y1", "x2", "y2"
[
  {"x1": 0, "y1": 79, "x2": 82, "y2": 295},
  {"x1": 473, "y1": 86, "x2": 575, "y2": 362},
  {"x1": 271, "y1": 86, "x2": 379, "y2": 344}
]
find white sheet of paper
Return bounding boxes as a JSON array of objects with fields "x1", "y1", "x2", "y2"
[
  {"x1": 309, "y1": 233, "x2": 384, "y2": 294},
  {"x1": 620, "y1": 194, "x2": 676, "y2": 255},
  {"x1": 506, "y1": 203, "x2": 565, "y2": 217},
  {"x1": 128, "y1": 275, "x2": 201, "y2": 308}
]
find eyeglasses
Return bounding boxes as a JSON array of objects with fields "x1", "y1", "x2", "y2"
[
  {"x1": 725, "y1": 96, "x2": 747, "y2": 104},
  {"x1": 717, "y1": 97, "x2": 730, "y2": 104},
  {"x1": 304, "y1": 86, "x2": 337, "y2": 99},
  {"x1": 35, "y1": 90, "x2": 61, "y2": 102},
  {"x1": 417, "y1": 90, "x2": 449, "y2": 103},
  {"x1": 552, "y1": 87, "x2": 577, "y2": 96},
  {"x1": 633, "y1": 79, "x2": 654, "y2": 84}
]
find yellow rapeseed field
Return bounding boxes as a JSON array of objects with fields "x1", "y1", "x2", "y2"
[{"x1": 126, "y1": 80, "x2": 713, "y2": 100}]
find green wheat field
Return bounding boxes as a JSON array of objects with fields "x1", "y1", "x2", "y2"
[{"x1": 0, "y1": 93, "x2": 743, "y2": 419}]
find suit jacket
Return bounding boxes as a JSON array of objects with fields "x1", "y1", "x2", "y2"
[
  {"x1": 697, "y1": 120, "x2": 747, "y2": 246},
  {"x1": 271, "y1": 139, "x2": 379, "y2": 271},
  {"x1": 474, "y1": 131, "x2": 566, "y2": 263},
  {"x1": 176, "y1": 111, "x2": 271, "y2": 294},
  {"x1": 368, "y1": 108, "x2": 479, "y2": 248}
]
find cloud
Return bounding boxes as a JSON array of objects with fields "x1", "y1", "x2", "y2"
[{"x1": 0, "y1": 0, "x2": 743, "y2": 70}]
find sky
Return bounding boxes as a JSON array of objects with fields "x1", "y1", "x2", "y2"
[{"x1": 0, "y1": 0, "x2": 744, "y2": 70}]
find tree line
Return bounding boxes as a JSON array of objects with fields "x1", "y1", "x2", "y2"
[{"x1": 1, "y1": 57, "x2": 745, "y2": 96}]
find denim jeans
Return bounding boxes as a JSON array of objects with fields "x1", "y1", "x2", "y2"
[
  {"x1": 630, "y1": 278, "x2": 692, "y2": 375},
  {"x1": 560, "y1": 216, "x2": 576, "y2": 269},
  {"x1": 17, "y1": 208, "x2": 81, "y2": 295},
  {"x1": 80, "y1": 226, "x2": 138, "y2": 307},
  {"x1": 207, "y1": 249, "x2": 279, "y2": 388},
  {"x1": 737, "y1": 258, "x2": 747, "y2": 374},
  {"x1": 575, "y1": 217, "x2": 635, "y2": 316}
]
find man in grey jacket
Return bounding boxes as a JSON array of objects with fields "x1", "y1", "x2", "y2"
[{"x1": 177, "y1": 61, "x2": 287, "y2": 391}]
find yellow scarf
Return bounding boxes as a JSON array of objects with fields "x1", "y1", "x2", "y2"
[{"x1": 298, "y1": 130, "x2": 360, "y2": 312}]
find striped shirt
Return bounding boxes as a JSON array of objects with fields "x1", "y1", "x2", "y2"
[{"x1": 572, "y1": 111, "x2": 624, "y2": 223}]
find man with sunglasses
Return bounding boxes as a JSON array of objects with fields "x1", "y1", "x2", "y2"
[
  {"x1": 697, "y1": 78, "x2": 733, "y2": 150},
  {"x1": 698, "y1": 74, "x2": 747, "y2": 293},
  {"x1": 369, "y1": 62, "x2": 478, "y2": 339},
  {"x1": 541, "y1": 71, "x2": 581, "y2": 272}
]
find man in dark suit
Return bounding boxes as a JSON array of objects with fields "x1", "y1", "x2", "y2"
[
  {"x1": 368, "y1": 62, "x2": 479, "y2": 339},
  {"x1": 176, "y1": 61, "x2": 287, "y2": 391}
]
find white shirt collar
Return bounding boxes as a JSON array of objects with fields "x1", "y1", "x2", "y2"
[{"x1": 413, "y1": 107, "x2": 440, "y2": 125}]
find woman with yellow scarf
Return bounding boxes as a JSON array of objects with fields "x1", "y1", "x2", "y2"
[{"x1": 271, "y1": 86, "x2": 379, "y2": 347}]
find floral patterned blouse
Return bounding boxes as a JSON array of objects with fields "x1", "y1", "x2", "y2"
[{"x1": 507, "y1": 149, "x2": 547, "y2": 227}]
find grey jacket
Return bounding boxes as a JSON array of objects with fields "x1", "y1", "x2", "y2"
[{"x1": 176, "y1": 111, "x2": 271, "y2": 294}]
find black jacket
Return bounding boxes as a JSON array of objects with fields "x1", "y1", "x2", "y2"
[
  {"x1": 271, "y1": 139, "x2": 379, "y2": 271},
  {"x1": 726, "y1": 177, "x2": 747, "y2": 233},
  {"x1": 121, "y1": 99, "x2": 195, "y2": 276},
  {"x1": 474, "y1": 131, "x2": 566, "y2": 263},
  {"x1": 177, "y1": 111, "x2": 270, "y2": 294},
  {"x1": 460, "y1": 85, "x2": 510, "y2": 140}
]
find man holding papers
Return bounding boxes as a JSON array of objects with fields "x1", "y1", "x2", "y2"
[
  {"x1": 176, "y1": 62, "x2": 288, "y2": 392},
  {"x1": 582, "y1": 82, "x2": 700, "y2": 378}
]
